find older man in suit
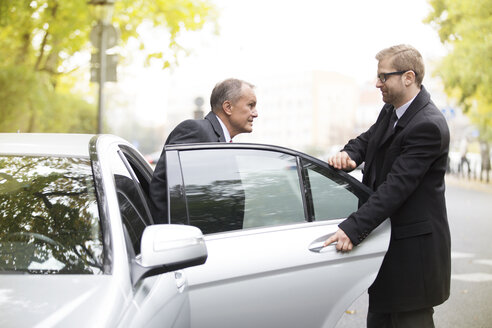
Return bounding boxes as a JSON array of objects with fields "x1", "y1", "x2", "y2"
[
  {"x1": 150, "y1": 78, "x2": 257, "y2": 223},
  {"x1": 165, "y1": 78, "x2": 257, "y2": 144},
  {"x1": 325, "y1": 45, "x2": 450, "y2": 327}
]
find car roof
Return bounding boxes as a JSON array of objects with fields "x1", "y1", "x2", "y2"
[{"x1": 0, "y1": 133, "x2": 96, "y2": 157}]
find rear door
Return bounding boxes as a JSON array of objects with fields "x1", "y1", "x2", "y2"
[{"x1": 165, "y1": 144, "x2": 390, "y2": 328}]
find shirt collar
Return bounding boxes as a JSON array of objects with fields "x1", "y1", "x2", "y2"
[
  {"x1": 394, "y1": 94, "x2": 417, "y2": 119},
  {"x1": 215, "y1": 114, "x2": 232, "y2": 142}
]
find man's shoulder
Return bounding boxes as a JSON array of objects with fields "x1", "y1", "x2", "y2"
[
  {"x1": 177, "y1": 112, "x2": 218, "y2": 128},
  {"x1": 416, "y1": 97, "x2": 444, "y2": 122},
  {"x1": 166, "y1": 116, "x2": 218, "y2": 145},
  {"x1": 176, "y1": 118, "x2": 205, "y2": 128},
  {"x1": 402, "y1": 100, "x2": 449, "y2": 142},
  {"x1": 172, "y1": 117, "x2": 215, "y2": 133}
]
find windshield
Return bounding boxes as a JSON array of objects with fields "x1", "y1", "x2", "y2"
[{"x1": 0, "y1": 156, "x2": 104, "y2": 274}]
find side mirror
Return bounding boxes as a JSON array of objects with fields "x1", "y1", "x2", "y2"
[{"x1": 131, "y1": 224, "x2": 207, "y2": 285}]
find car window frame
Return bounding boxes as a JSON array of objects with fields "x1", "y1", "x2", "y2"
[
  {"x1": 90, "y1": 135, "x2": 113, "y2": 274},
  {"x1": 177, "y1": 148, "x2": 309, "y2": 233},
  {"x1": 164, "y1": 143, "x2": 372, "y2": 234},
  {"x1": 109, "y1": 146, "x2": 156, "y2": 258},
  {"x1": 117, "y1": 149, "x2": 154, "y2": 225},
  {"x1": 118, "y1": 145, "x2": 154, "y2": 197},
  {"x1": 300, "y1": 157, "x2": 370, "y2": 221},
  {"x1": 299, "y1": 155, "x2": 372, "y2": 206}
]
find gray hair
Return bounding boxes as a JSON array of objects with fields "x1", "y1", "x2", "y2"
[
  {"x1": 376, "y1": 44, "x2": 425, "y2": 87},
  {"x1": 210, "y1": 78, "x2": 255, "y2": 112}
]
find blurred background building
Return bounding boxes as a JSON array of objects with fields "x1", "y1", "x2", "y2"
[{"x1": 162, "y1": 70, "x2": 361, "y2": 157}]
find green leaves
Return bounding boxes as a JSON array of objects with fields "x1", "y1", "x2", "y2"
[
  {"x1": 425, "y1": 0, "x2": 492, "y2": 141},
  {"x1": 114, "y1": 0, "x2": 218, "y2": 68},
  {"x1": 0, "y1": 66, "x2": 96, "y2": 133},
  {"x1": 0, "y1": 0, "x2": 217, "y2": 133}
]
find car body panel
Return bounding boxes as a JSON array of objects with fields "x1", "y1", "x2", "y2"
[
  {"x1": 0, "y1": 134, "x2": 389, "y2": 328},
  {"x1": 186, "y1": 220, "x2": 390, "y2": 328},
  {"x1": 118, "y1": 274, "x2": 192, "y2": 328},
  {"x1": 0, "y1": 276, "x2": 122, "y2": 327},
  {"x1": 0, "y1": 133, "x2": 206, "y2": 328},
  {"x1": 0, "y1": 274, "x2": 192, "y2": 328},
  {"x1": 0, "y1": 133, "x2": 92, "y2": 157},
  {"x1": 163, "y1": 143, "x2": 390, "y2": 328}
]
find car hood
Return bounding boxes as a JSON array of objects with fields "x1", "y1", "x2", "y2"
[{"x1": 0, "y1": 275, "x2": 124, "y2": 327}]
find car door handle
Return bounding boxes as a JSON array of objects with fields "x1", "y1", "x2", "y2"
[
  {"x1": 309, "y1": 241, "x2": 337, "y2": 253},
  {"x1": 175, "y1": 271, "x2": 186, "y2": 290},
  {"x1": 308, "y1": 232, "x2": 338, "y2": 253}
]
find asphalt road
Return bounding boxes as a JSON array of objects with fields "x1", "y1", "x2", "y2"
[{"x1": 335, "y1": 175, "x2": 492, "y2": 328}]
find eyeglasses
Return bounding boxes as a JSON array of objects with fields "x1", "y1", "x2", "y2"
[{"x1": 377, "y1": 70, "x2": 413, "y2": 83}]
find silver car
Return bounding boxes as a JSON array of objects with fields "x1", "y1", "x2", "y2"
[
  {"x1": 0, "y1": 133, "x2": 390, "y2": 328},
  {"x1": 0, "y1": 134, "x2": 207, "y2": 328},
  {"x1": 163, "y1": 143, "x2": 390, "y2": 328}
]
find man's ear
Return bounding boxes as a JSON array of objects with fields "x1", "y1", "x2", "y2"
[
  {"x1": 404, "y1": 71, "x2": 416, "y2": 86},
  {"x1": 222, "y1": 101, "x2": 233, "y2": 115}
]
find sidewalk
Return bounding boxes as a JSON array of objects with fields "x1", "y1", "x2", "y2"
[{"x1": 445, "y1": 174, "x2": 492, "y2": 193}]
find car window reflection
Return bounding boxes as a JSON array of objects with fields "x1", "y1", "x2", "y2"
[
  {"x1": 177, "y1": 149, "x2": 305, "y2": 234},
  {"x1": 304, "y1": 162, "x2": 360, "y2": 220},
  {"x1": 0, "y1": 156, "x2": 103, "y2": 274}
]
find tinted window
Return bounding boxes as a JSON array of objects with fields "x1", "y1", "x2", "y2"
[
  {"x1": 112, "y1": 150, "x2": 153, "y2": 256},
  {"x1": 0, "y1": 156, "x2": 103, "y2": 274},
  {"x1": 304, "y1": 161, "x2": 359, "y2": 220},
  {"x1": 177, "y1": 149, "x2": 305, "y2": 234}
]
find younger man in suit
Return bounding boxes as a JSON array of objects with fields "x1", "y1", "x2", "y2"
[
  {"x1": 324, "y1": 45, "x2": 450, "y2": 327},
  {"x1": 150, "y1": 78, "x2": 257, "y2": 223}
]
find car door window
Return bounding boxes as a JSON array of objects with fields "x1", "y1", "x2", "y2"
[
  {"x1": 176, "y1": 149, "x2": 305, "y2": 234},
  {"x1": 111, "y1": 150, "x2": 153, "y2": 256},
  {"x1": 303, "y1": 161, "x2": 360, "y2": 220}
]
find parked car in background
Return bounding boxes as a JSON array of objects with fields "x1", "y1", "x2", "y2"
[
  {"x1": 0, "y1": 134, "x2": 207, "y2": 328},
  {"x1": 0, "y1": 134, "x2": 390, "y2": 328},
  {"x1": 145, "y1": 149, "x2": 162, "y2": 166}
]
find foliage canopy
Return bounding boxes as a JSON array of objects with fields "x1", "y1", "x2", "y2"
[
  {"x1": 0, "y1": 0, "x2": 217, "y2": 133},
  {"x1": 425, "y1": 0, "x2": 492, "y2": 140}
]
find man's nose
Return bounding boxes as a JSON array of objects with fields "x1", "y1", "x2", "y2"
[{"x1": 252, "y1": 108, "x2": 258, "y2": 117}]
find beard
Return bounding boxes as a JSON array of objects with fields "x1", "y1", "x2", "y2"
[{"x1": 381, "y1": 88, "x2": 405, "y2": 107}]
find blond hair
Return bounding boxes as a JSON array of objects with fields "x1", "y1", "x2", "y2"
[{"x1": 376, "y1": 44, "x2": 425, "y2": 87}]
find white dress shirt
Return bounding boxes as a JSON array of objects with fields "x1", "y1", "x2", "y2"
[
  {"x1": 215, "y1": 114, "x2": 232, "y2": 142},
  {"x1": 393, "y1": 94, "x2": 418, "y2": 127}
]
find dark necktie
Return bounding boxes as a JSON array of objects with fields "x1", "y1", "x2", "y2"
[
  {"x1": 382, "y1": 110, "x2": 398, "y2": 141},
  {"x1": 388, "y1": 109, "x2": 398, "y2": 130}
]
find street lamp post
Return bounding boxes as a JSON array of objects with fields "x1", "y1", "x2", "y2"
[
  {"x1": 194, "y1": 97, "x2": 205, "y2": 119},
  {"x1": 89, "y1": 0, "x2": 115, "y2": 134}
]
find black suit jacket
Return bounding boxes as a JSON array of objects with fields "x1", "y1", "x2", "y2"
[
  {"x1": 339, "y1": 86, "x2": 451, "y2": 313},
  {"x1": 165, "y1": 111, "x2": 226, "y2": 144},
  {"x1": 149, "y1": 112, "x2": 226, "y2": 223}
]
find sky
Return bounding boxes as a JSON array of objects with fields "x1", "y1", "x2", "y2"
[
  {"x1": 176, "y1": 0, "x2": 447, "y2": 82},
  {"x1": 117, "y1": 0, "x2": 449, "y2": 127}
]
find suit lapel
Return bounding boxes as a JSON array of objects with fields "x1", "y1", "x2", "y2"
[
  {"x1": 361, "y1": 106, "x2": 391, "y2": 189},
  {"x1": 394, "y1": 86, "x2": 430, "y2": 131},
  {"x1": 376, "y1": 86, "x2": 430, "y2": 149},
  {"x1": 365, "y1": 106, "x2": 393, "y2": 168},
  {"x1": 362, "y1": 86, "x2": 430, "y2": 189},
  {"x1": 205, "y1": 111, "x2": 226, "y2": 142},
  {"x1": 376, "y1": 107, "x2": 396, "y2": 148}
]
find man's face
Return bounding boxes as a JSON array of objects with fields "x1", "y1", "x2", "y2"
[
  {"x1": 228, "y1": 84, "x2": 258, "y2": 137},
  {"x1": 376, "y1": 57, "x2": 407, "y2": 108}
]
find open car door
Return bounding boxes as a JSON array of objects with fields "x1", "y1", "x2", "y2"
[{"x1": 163, "y1": 143, "x2": 390, "y2": 328}]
